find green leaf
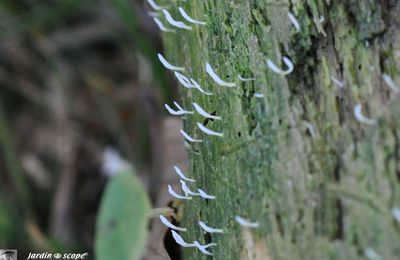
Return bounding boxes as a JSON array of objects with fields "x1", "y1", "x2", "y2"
[{"x1": 95, "y1": 170, "x2": 150, "y2": 260}]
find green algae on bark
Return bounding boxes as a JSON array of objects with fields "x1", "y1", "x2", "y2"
[{"x1": 161, "y1": 1, "x2": 400, "y2": 259}]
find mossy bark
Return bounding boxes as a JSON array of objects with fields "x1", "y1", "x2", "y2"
[{"x1": 161, "y1": 1, "x2": 400, "y2": 259}]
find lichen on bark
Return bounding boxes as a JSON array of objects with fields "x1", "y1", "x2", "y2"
[{"x1": 162, "y1": 0, "x2": 400, "y2": 259}]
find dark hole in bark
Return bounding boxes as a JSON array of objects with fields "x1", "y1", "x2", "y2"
[
  {"x1": 164, "y1": 228, "x2": 182, "y2": 260},
  {"x1": 203, "y1": 111, "x2": 217, "y2": 126}
]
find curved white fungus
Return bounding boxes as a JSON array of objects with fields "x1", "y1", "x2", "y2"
[
  {"x1": 168, "y1": 185, "x2": 192, "y2": 200},
  {"x1": 235, "y1": 216, "x2": 259, "y2": 228},
  {"x1": 354, "y1": 104, "x2": 377, "y2": 126},
  {"x1": 198, "y1": 221, "x2": 223, "y2": 233},
  {"x1": 197, "y1": 122, "x2": 223, "y2": 137},
  {"x1": 178, "y1": 7, "x2": 207, "y2": 25},
  {"x1": 158, "y1": 53, "x2": 185, "y2": 71},
  {"x1": 193, "y1": 102, "x2": 221, "y2": 120},
  {"x1": 198, "y1": 188, "x2": 216, "y2": 199},
  {"x1": 180, "y1": 129, "x2": 203, "y2": 143},
  {"x1": 160, "y1": 215, "x2": 187, "y2": 232},
  {"x1": 173, "y1": 165, "x2": 196, "y2": 182},
  {"x1": 162, "y1": 9, "x2": 192, "y2": 30},
  {"x1": 266, "y1": 56, "x2": 294, "y2": 75},
  {"x1": 205, "y1": 63, "x2": 236, "y2": 87}
]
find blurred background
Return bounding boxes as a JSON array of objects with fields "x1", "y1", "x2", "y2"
[{"x1": 0, "y1": 0, "x2": 185, "y2": 258}]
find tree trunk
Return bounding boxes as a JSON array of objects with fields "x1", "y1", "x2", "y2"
[{"x1": 162, "y1": 1, "x2": 400, "y2": 259}]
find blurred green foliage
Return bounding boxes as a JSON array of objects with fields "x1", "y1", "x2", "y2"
[
  {"x1": 95, "y1": 170, "x2": 150, "y2": 260},
  {"x1": 0, "y1": 0, "x2": 167, "y2": 257}
]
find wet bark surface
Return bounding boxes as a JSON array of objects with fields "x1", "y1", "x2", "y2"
[{"x1": 162, "y1": 1, "x2": 400, "y2": 259}]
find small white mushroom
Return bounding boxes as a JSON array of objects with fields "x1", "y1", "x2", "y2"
[
  {"x1": 205, "y1": 63, "x2": 236, "y2": 87},
  {"x1": 174, "y1": 72, "x2": 193, "y2": 88},
  {"x1": 173, "y1": 101, "x2": 186, "y2": 111},
  {"x1": 253, "y1": 93, "x2": 264, "y2": 98},
  {"x1": 287, "y1": 12, "x2": 300, "y2": 32},
  {"x1": 146, "y1": 0, "x2": 165, "y2": 11},
  {"x1": 164, "y1": 102, "x2": 193, "y2": 116},
  {"x1": 382, "y1": 74, "x2": 400, "y2": 93},
  {"x1": 171, "y1": 230, "x2": 196, "y2": 247},
  {"x1": 180, "y1": 180, "x2": 200, "y2": 196},
  {"x1": 330, "y1": 76, "x2": 344, "y2": 88},
  {"x1": 197, "y1": 122, "x2": 223, "y2": 137},
  {"x1": 168, "y1": 185, "x2": 192, "y2": 200},
  {"x1": 162, "y1": 9, "x2": 192, "y2": 30},
  {"x1": 180, "y1": 129, "x2": 203, "y2": 143},
  {"x1": 304, "y1": 121, "x2": 317, "y2": 138},
  {"x1": 193, "y1": 241, "x2": 217, "y2": 256},
  {"x1": 198, "y1": 188, "x2": 216, "y2": 199},
  {"x1": 266, "y1": 56, "x2": 294, "y2": 75},
  {"x1": 190, "y1": 78, "x2": 213, "y2": 95},
  {"x1": 354, "y1": 104, "x2": 377, "y2": 126},
  {"x1": 153, "y1": 17, "x2": 175, "y2": 32},
  {"x1": 193, "y1": 102, "x2": 221, "y2": 120},
  {"x1": 178, "y1": 7, "x2": 207, "y2": 25},
  {"x1": 173, "y1": 165, "x2": 196, "y2": 182},
  {"x1": 198, "y1": 221, "x2": 224, "y2": 233},
  {"x1": 238, "y1": 75, "x2": 256, "y2": 81},
  {"x1": 235, "y1": 216, "x2": 259, "y2": 228},
  {"x1": 159, "y1": 215, "x2": 187, "y2": 232},
  {"x1": 158, "y1": 53, "x2": 184, "y2": 71}
]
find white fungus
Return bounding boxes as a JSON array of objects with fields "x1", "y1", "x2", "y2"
[
  {"x1": 178, "y1": 7, "x2": 207, "y2": 25},
  {"x1": 382, "y1": 73, "x2": 400, "y2": 93},
  {"x1": 198, "y1": 188, "x2": 216, "y2": 199},
  {"x1": 164, "y1": 102, "x2": 193, "y2": 116},
  {"x1": 266, "y1": 56, "x2": 294, "y2": 75},
  {"x1": 193, "y1": 102, "x2": 221, "y2": 120},
  {"x1": 146, "y1": 0, "x2": 165, "y2": 11},
  {"x1": 354, "y1": 104, "x2": 377, "y2": 126},
  {"x1": 238, "y1": 75, "x2": 256, "y2": 81},
  {"x1": 173, "y1": 165, "x2": 196, "y2": 182},
  {"x1": 197, "y1": 122, "x2": 224, "y2": 137},
  {"x1": 180, "y1": 180, "x2": 200, "y2": 196},
  {"x1": 205, "y1": 63, "x2": 236, "y2": 87},
  {"x1": 198, "y1": 221, "x2": 224, "y2": 233},
  {"x1": 158, "y1": 53, "x2": 185, "y2": 71},
  {"x1": 175, "y1": 72, "x2": 194, "y2": 88},
  {"x1": 159, "y1": 215, "x2": 187, "y2": 232},
  {"x1": 168, "y1": 185, "x2": 192, "y2": 200},
  {"x1": 173, "y1": 101, "x2": 186, "y2": 112},
  {"x1": 235, "y1": 216, "x2": 259, "y2": 228},
  {"x1": 162, "y1": 9, "x2": 192, "y2": 30},
  {"x1": 190, "y1": 78, "x2": 213, "y2": 95},
  {"x1": 304, "y1": 121, "x2": 317, "y2": 138},
  {"x1": 330, "y1": 76, "x2": 344, "y2": 88},
  {"x1": 193, "y1": 241, "x2": 217, "y2": 256},
  {"x1": 253, "y1": 93, "x2": 264, "y2": 98},
  {"x1": 392, "y1": 207, "x2": 400, "y2": 223},
  {"x1": 180, "y1": 129, "x2": 203, "y2": 143},
  {"x1": 179, "y1": 182, "x2": 195, "y2": 195},
  {"x1": 171, "y1": 231, "x2": 216, "y2": 256},
  {"x1": 153, "y1": 17, "x2": 175, "y2": 32},
  {"x1": 287, "y1": 12, "x2": 301, "y2": 32},
  {"x1": 171, "y1": 230, "x2": 196, "y2": 247}
]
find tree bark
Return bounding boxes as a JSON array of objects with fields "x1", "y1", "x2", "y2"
[{"x1": 162, "y1": 1, "x2": 400, "y2": 259}]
